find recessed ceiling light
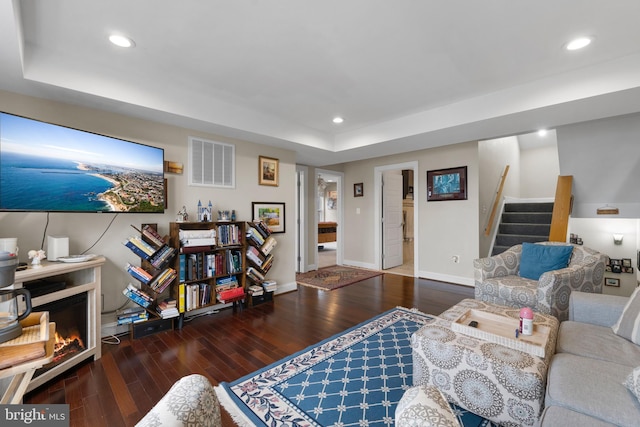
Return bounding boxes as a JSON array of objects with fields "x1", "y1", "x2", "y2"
[
  {"x1": 565, "y1": 37, "x2": 592, "y2": 51},
  {"x1": 332, "y1": 117, "x2": 344, "y2": 124},
  {"x1": 538, "y1": 129, "x2": 548, "y2": 137},
  {"x1": 109, "y1": 34, "x2": 135, "y2": 48}
]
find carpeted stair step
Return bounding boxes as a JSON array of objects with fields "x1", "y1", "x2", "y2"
[
  {"x1": 499, "y1": 223, "x2": 550, "y2": 237},
  {"x1": 495, "y1": 234, "x2": 548, "y2": 248},
  {"x1": 504, "y1": 202, "x2": 554, "y2": 213},
  {"x1": 501, "y1": 212, "x2": 553, "y2": 224}
]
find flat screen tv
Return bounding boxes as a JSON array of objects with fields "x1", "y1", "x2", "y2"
[{"x1": 0, "y1": 112, "x2": 165, "y2": 213}]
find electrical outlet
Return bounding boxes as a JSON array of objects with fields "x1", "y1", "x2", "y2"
[{"x1": 452, "y1": 255, "x2": 460, "y2": 263}]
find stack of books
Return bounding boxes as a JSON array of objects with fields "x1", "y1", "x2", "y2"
[
  {"x1": 156, "y1": 299, "x2": 179, "y2": 319},
  {"x1": 141, "y1": 224, "x2": 165, "y2": 247},
  {"x1": 149, "y1": 245, "x2": 177, "y2": 268},
  {"x1": 262, "y1": 280, "x2": 277, "y2": 293},
  {"x1": 248, "y1": 285, "x2": 263, "y2": 296},
  {"x1": 179, "y1": 229, "x2": 216, "y2": 248},
  {"x1": 122, "y1": 283, "x2": 153, "y2": 308},
  {"x1": 117, "y1": 306, "x2": 149, "y2": 325}
]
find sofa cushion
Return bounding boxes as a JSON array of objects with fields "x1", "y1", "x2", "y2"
[
  {"x1": 545, "y1": 353, "x2": 640, "y2": 427},
  {"x1": 519, "y1": 242, "x2": 573, "y2": 280},
  {"x1": 539, "y1": 406, "x2": 619, "y2": 427},
  {"x1": 556, "y1": 321, "x2": 640, "y2": 367},
  {"x1": 395, "y1": 385, "x2": 460, "y2": 427},
  {"x1": 612, "y1": 286, "x2": 640, "y2": 344},
  {"x1": 624, "y1": 366, "x2": 640, "y2": 403}
]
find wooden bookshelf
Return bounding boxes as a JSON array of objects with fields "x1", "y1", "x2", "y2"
[{"x1": 170, "y1": 221, "x2": 247, "y2": 328}]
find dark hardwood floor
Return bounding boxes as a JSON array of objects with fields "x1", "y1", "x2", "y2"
[{"x1": 24, "y1": 274, "x2": 474, "y2": 427}]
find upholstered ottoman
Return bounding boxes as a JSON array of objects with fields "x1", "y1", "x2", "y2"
[{"x1": 411, "y1": 299, "x2": 559, "y2": 426}]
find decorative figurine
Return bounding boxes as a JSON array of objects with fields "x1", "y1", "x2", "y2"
[
  {"x1": 28, "y1": 249, "x2": 46, "y2": 267},
  {"x1": 176, "y1": 206, "x2": 188, "y2": 222}
]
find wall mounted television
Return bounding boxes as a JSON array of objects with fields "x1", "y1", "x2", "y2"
[{"x1": 0, "y1": 112, "x2": 165, "y2": 213}]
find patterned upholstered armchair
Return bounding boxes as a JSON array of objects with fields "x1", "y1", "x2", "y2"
[{"x1": 474, "y1": 242, "x2": 606, "y2": 321}]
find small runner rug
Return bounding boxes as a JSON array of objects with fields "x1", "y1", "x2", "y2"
[
  {"x1": 296, "y1": 265, "x2": 383, "y2": 291},
  {"x1": 215, "y1": 307, "x2": 495, "y2": 427}
]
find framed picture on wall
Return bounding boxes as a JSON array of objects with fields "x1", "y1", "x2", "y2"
[
  {"x1": 354, "y1": 183, "x2": 363, "y2": 197},
  {"x1": 605, "y1": 277, "x2": 620, "y2": 287},
  {"x1": 426, "y1": 166, "x2": 467, "y2": 201},
  {"x1": 258, "y1": 156, "x2": 279, "y2": 186},
  {"x1": 252, "y1": 202, "x2": 286, "y2": 233}
]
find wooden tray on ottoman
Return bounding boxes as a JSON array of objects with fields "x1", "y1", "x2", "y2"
[
  {"x1": 451, "y1": 309, "x2": 551, "y2": 357},
  {"x1": 0, "y1": 312, "x2": 52, "y2": 370}
]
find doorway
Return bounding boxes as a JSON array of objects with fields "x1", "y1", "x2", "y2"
[
  {"x1": 374, "y1": 162, "x2": 418, "y2": 277},
  {"x1": 315, "y1": 170, "x2": 344, "y2": 269}
]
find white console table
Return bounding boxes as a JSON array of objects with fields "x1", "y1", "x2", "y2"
[{"x1": 13, "y1": 256, "x2": 105, "y2": 392}]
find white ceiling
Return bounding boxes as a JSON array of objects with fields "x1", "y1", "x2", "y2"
[{"x1": 2, "y1": 0, "x2": 640, "y2": 166}]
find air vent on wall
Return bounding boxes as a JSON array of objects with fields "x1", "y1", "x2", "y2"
[{"x1": 188, "y1": 136, "x2": 235, "y2": 188}]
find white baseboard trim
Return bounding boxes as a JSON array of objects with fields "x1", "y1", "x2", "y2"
[
  {"x1": 343, "y1": 259, "x2": 378, "y2": 270},
  {"x1": 276, "y1": 281, "x2": 298, "y2": 293},
  {"x1": 417, "y1": 270, "x2": 475, "y2": 287}
]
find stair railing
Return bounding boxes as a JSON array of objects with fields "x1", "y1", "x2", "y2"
[{"x1": 484, "y1": 165, "x2": 510, "y2": 237}]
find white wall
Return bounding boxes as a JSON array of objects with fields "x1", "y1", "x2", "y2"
[
  {"x1": 0, "y1": 90, "x2": 297, "y2": 330},
  {"x1": 557, "y1": 113, "x2": 640, "y2": 218},
  {"x1": 336, "y1": 140, "x2": 479, "y2": 286},
  {"x1": 519, "y1": 131, "x2": 560, "y2": 198},
  {"x1": 478, "y1": 136, "x2": 521, "y2": 256}
]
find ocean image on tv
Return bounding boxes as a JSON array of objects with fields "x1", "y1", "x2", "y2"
[{"x1": 0, "y1": 112, "x2": 164, "y2": 213}]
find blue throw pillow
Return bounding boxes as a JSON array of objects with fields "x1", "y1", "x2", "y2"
[{"x1": 519, "y1": 242, "x2": 574, "y2": 280}]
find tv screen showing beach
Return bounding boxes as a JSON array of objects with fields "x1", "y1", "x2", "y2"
[{"x1": 0, "y1": 112, "x2": 165, "y2": 213}]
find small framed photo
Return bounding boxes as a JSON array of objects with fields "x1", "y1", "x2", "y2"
[
  {"x1": 622, "y1": 258, "x2": 632, "y2": 268},
  {"x1": 354, "y1": 183, "x2": 364, "y2": 197},
  {"x1": 623, "y1": 266, "x2": 634, "y2": 274},
  {"x1": 427, "y1": 166, "x2": 468, "y2": 202},
  {"x1": 605, "y1": 277, "x2": 620, "y2": 287},
  {"x1": 252, "y1": 202, "x2": 285, "y2": 233},
  {"x1": 259, "y1": 156, "x2": 279, "y2": 186}
]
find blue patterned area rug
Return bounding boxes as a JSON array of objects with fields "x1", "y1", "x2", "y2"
[{"x1": 215, "y1": 307, "x2": 496, "y2": 426}]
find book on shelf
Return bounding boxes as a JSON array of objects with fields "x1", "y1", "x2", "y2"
[
  {"x1": 179, "y1": 229, "x2": 216, "y2": 246},
  {"x1": 122, "y1": 283, "x2": 153, "y2": 308},
  {"x1": 126, "y1": 263, "x2": 153, "y2": 284},
  {"x1": 261, "y1": 236, "x2": 278, "y2": 255},
  {"x1": 262, "y1": 280, "x2": 277, "y2": 292},
  {"x1": 246, "y1": 227, "x2": 265, "y2": 246},
  {"x1": 248, "y1": 285, "x2": 263, "y2": 296},
  {"x1": 252, "y1": 221, "x2": 272, "y2": 238},
  {"x1": 246, "y1": 266, "x2": 265, "y2": 283},
  {"x1": 150, "y1": 245, "x2": 176, "y2": 268},
  {"x1": 148, "y1": 268, "x2": 177, "y2": 293},
  {"x1": 128, "y1": 236, "x2": 156, "y2": 256},
  {"x1": 140, "y1": 224, "x2": 166, "y2": 247},
  {"x1": 117, "y1": 306, "x2": 149, "y2": 324},
  {"x1": 217, "y1": 286, "x2": 245, "y2": 302},
  {"x1": 173, "y1": 282, "x2": 186, "y2": 313}
]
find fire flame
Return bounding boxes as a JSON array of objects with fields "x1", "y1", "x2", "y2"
[{"x1": 53, "y1": 331, "x2": 85, "y2": 355}]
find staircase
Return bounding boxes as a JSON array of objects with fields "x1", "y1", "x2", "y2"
[{"x1": 492, "y1": 202, "x2": 554, "y2": 255}]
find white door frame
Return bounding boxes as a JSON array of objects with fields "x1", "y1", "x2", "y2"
[
  {"x1": 314, "y1": 169, "x2": 344, "y2": 269},
  {"x1": 374, "y1": 161, "x2": 419, "y2": 276},
  {"x1": 295, "y1": 165, "x2": 308, "y2": 273}
]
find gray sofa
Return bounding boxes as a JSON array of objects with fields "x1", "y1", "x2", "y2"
[{"x1": 541, "y1": 291, "x2": 640, "y2": 426}]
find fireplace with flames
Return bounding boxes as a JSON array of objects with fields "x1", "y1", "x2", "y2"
[{"x1": 33, "y1": 292, "x2": 88, "y2": 378}]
